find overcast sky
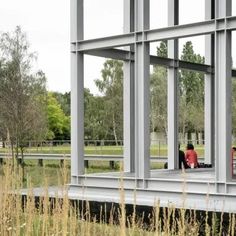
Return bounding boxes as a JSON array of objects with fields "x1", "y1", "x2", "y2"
[{"x1": 0, "y1": 0, "x2": 235, "y2": 95}]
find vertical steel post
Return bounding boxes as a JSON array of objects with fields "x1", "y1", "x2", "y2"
[
  {"x1": 123, "y1": 0, "x2": 135, "y2": 173},
  {"x1": 134, "y1": 0, "x2": 150, "y2": 179},
  {"x1": 167, "y1": 0, "x2": 179, "y2": 169},
  {"x1": 71, "y1": 0, "x2": 84, "y2": 183},
  {"x1": 215, "y1": 0, "x2": 232, "y2": 184},
  {"x1": 204, "y1": 0, "x2": 215, "y2": 165}
]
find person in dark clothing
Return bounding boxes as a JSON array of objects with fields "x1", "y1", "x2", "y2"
[
  {"x1": 179, "y1": 144, "x2": 188, "y2": 169},
  {"x1": 163, "y1": 144, "x2": 188, "y2": 169}
]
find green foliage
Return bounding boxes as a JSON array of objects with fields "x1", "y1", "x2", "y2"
[
  {"x1": 179, "y1": 41, "x2": 205, "y2": 135},
  {"x1": 46, "y1": 92, "x2": 70, "y2": 140},
  {"x1": 51, "y1": 91, "x2": 70, "y2": 116},
  {"x1": 94, "y1": 59, "x2": 123, "y2": 143},
  {"x1": 180, "y1": 41, "x2": 205, "y2": 104},
  {"x1": 150, "y1": 65, "x2": 167, "y2": 134},
  {"x1": 150, "y1": 41, "x2": 168, "y2": 134},
  {"x1": 84, "y1": 88, "x2": 108, "y2": 140},
  {"x1": 156, "y1": 40, "x2": 167, "y2": 58},
  {"x1": 150, "y1": 41, "x2": 205, "y2": 137}
]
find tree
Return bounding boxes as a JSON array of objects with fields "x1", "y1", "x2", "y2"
[
  {"x1": 52, "y1": 91, "x2": 70, "y2": 116},
  {"x1": 150, "y1": 41, "x2": 205, "y2": 141},
  {"x1": 46, "y1": 92, "x2": 70, "y2": 140},
  {"x1": 0, "y1": 26, "x2": 47, "y2": 165},
  {"x1": 150, "y1": 41, "x2": 168, "y2": 135},
  {"x1": 84, "y1": 88, "x2": 107, "y2": 140},
  {"x1": 95, "y1": 59, "x2": 123, "y2": 144},
  {"x1": 179, "y1": 41, "x2": 205, "y2": 140}
]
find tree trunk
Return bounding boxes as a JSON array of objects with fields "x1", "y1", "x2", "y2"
[
  {"x1": 112, "y1": 113, "x2": 118, "y2": 169},
  {"x1": 112, "y1": 114, "x2": 118, "y2": 146},
  {"x1": 196, "y1": 131, "x2": 199, "y2": 145},
  {"x1": 15, "y1": 140, "x2": 21, "y2": 166},
  {"x1": 181, "y1": 126, "x2": 186, "y2": 145},
  {"x1": 20, "y1": 147, "x2": 25, "y2": 182},
  {"x1": 187, "y1": 131, "x2": 191, "y2": 144},
  {"x1": 10, "y1": 141, "x2": 15, "y2": 166}
]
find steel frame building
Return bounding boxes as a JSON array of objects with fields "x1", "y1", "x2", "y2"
[{"x1": 70, "y1": 0, "x2": 236, "y2": 212}]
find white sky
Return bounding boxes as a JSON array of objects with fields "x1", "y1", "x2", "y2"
[{"x1": 0, "y1": 0, "x2": 235, "y2": 94}]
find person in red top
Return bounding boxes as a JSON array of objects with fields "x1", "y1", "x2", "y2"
[{"x1": 185, "y1": 143, "x2": 199, "y2": 168}]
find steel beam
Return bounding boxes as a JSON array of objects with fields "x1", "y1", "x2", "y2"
[
  {"x1": 147, "y1": 20, "x2": 214, "y2": 41},
  {"x1": 77, "y1": 33, "x2": 134, "y2": 51},
  {"x1": 68, "y1": 176, "x2": 236, "y2": 213},
  {"x1": 83, "y1": 49, "x2": 133, "y2": 61},
  {"x1": 71, "y1": 0, "x2": 84, "y2": 183},
  {"x1": 177, "y1": 60, "x2": 212, "y2": 74},
  {"x1": 83, "y1": 48, "x2": 214, "y2": 74},
  {"x1": 204, "y1": 0, "x2": 215, "y2": 166},
  {"x1": 78, "y1": 48, "x2": 236, "y2": 77},
  {"x1": 152, "y1": 56, "x2": 211, "y2": 72},
  {"x1": 77, "y1": 17, "x2": 236, "y2": 52},
  {"x1": 167, "y1": 0, "x2": 179, "y2": 170},
  {"x1": 134, "y1": 0, "x2": 150, "y2": 180},
  {"x1": 215, "y1": 0, "x2": 232, "y2": 185},
  {"x1": 123, "y1": 0, "x2": 135, "y2": 173}
]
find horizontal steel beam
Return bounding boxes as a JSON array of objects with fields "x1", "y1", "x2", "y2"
[
  {"x1": 21, "y1": 178, "x2": 236, "y2": 212},
  {"x1": 76, "y1": 16, "x2": 236, "y2": 52},
  {"x1": 150, "y1": 55, "x2": 213, "y2": 74},
  {"x1": 147, "y1": 17, "x2": 236, "y2": 42},
  {"x1": 84, "y1": 48, "x2": 212, "y2": 73},
  {"x1": 77, "y1": 33, "x2": 134, "y2": 51},
  {"x1": 68, "y1": 180, "x2": 236, "y2": 212},
  {"x1": 146, "y1": 20, "x2": 214, "y2": 42},
  {"x1": 83, "y1": 49, "x2": 236, "y2": 76},
  {"x1": 83, "y1": 48, "x2": 211, "y2": 74},
  {"x1": 84, "y1": 49, "x2": 134, "y2": 61},
  {"x1": 178, "y1": 60, "x2": 213, "y2": 74}
]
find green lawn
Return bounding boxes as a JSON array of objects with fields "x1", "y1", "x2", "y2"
[
  {"x1": 0, "y1": 143, "x2": 204, "y2": 187},
  {"x1": 0, "y1": 144, "x2": 205, "y2": 156}
]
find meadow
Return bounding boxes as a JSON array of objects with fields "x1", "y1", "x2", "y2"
[
  {"x1": 2, "y1": 142, "x2": 235, "y2": 235},
  {"x1": 0, "y1": 160, "x2": 235, "y2": 235}
]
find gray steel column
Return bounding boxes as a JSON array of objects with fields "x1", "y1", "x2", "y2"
[
  {"x1": 204, "y1": 0, "x2": 215, "y2": 165},
  {"x1": 134, "y1": 0, "x2": 150, "y2": 179},
  {"x1": 215, "y1": 0, "x2": 232, "y2": 184},
  {"x1": 123, "y1": 0, "x2": 135, "y2": 173},
  {"x1": 71, "y1": 0, "x2": 84, "y2": 183},
  {"x1": 167, "y1": 0, "x2": 179, "y2": 169}
]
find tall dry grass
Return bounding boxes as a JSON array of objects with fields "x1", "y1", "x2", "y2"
[{"x1": 0, "y1": 160, "x2": 236, "y2": 235}]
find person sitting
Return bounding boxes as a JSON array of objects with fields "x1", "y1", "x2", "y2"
[
  {"x1": 163, "y1": 144, "x2": 189, "y2": 169},
  {"x1": 185, "y1": 143, "x2": 199, "y2": 168},
  {"x1": 179, "y1": 144, "x2": 189, "y2": 169}
]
